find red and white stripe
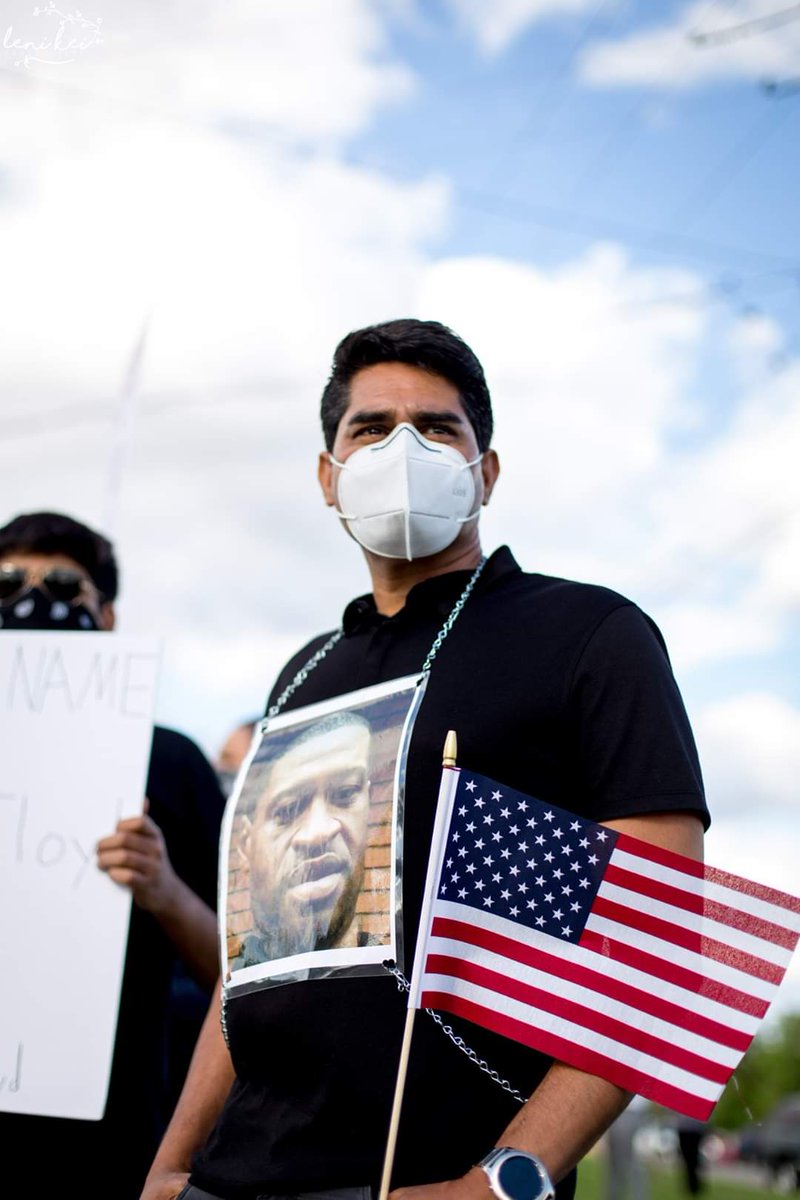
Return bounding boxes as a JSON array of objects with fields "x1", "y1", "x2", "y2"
[{"x1": 418, "y1": 837, "x2": 800, "y2": 1119}]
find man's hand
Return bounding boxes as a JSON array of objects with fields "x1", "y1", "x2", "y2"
[
  {"x1": 391, "y1": 1167, "x2": 491, "y2": 1200},
  {"x1": 139, "y1": 1169, "x2": 189, "y2": 1200},
  {"x1": 96, "y1": 803, "x2": 179, "y2": 914}
]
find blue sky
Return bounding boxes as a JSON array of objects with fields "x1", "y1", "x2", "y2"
[
  {"x1": 353, "y1": 3, "x2": 799, "y2": 290},
  {"x1": 0, "y1": 0, "x2": 798, "y2": 1008}
]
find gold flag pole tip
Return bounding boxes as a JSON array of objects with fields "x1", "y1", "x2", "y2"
[{"x1": 442, "y1": 729, "x2": 458, "y2": 768}]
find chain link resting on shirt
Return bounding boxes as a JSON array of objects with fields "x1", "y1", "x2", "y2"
[
  {"x1": 264, "y1": 629, "x2": 345, "y2": 722},
  {"x1": 382, "y1": 961, "x2": 527, "y2": 1105},
  {"x1": 419, "y1": 555, "x2": 487, "y2": 677},
  {"x1": 221, "y1": 556, "x2": 488, "y2": 1050},
  {"x1": 260, "y1": 551, "x2": 488, "y2": 727}
]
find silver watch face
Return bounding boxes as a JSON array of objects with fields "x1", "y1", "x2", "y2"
[{"x1": 492, "y1": 1152, "x2": 549, "y2": 1200}]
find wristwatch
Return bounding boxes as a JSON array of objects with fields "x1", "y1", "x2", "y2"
[{"x1": 478, "y1": 1148, "x2": 555, "y2": 1200}]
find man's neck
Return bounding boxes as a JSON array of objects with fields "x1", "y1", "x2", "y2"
[{"x1": 364, "y1": 532, "x2": 485, "y2": 617}]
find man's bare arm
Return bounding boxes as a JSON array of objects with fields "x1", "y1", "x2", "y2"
[
  {"x1": 141, "y1": 980, "x2": 236, "y2": 1200},
  {"x1": 391, "y1": 810, "x2": 705, "y2": 1200},
  {"x1": 97, "y1": 808, "x2": 219, "y2": 989}
]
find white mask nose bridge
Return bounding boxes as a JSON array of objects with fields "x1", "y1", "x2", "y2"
[{"x1": 371, "y1": 421, "x2": 440, "y2": 456}]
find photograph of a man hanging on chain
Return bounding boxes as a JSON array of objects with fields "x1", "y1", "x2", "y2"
[{"x1": 220, "y1": 674, "x2": 423, "y2": 992}]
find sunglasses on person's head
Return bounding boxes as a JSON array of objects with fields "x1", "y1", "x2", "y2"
[{"x1": 0, "y1": 563, "x2": 101, "y2": 607}]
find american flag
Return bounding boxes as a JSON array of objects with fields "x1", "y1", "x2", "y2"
[{"x1": 410, "y1": 768, "x2": 800, "y2": 1119}]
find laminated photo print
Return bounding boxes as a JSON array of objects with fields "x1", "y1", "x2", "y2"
[{"x1": 220, "y1": 674, "x2": 424, "y2": 994}]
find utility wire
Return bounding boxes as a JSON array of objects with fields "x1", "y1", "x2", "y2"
[
  {"x1": 560, "y1": 2, "x2": 737, "y2": 203},
  {"x1": 452, "y1": 1, "x2": 619, "y2": 250},
  {"x1": 690, "y1": 2, "x2": 800, "y2": 46},
  {"x1": 3, "y1": 270, "x2": 799, "y2": 444},
  {"x1": 653, "y1": 102, "x2": 795, "y2": 236},
  {"x1": 564, "y1": 0, "x2": 787, "y2": 203},
  {"x1": 498, "y1": 0, "x2": 615, "y2": 155},
  {"x1": 457, "y1": 186, "x2": 799, "y2": 270}
]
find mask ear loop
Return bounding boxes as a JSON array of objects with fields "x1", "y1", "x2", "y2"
[
  {"x1": 326, "y1": 452, "x2": 356, "y2": 521},
  {"x1": 458, "y1": 451, "x2": 485, "y2": 524}
]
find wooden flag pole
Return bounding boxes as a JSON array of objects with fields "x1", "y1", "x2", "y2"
[
  {"x1": 377, "y1": 730, "x2": 459, "y2": 1200},
  {"x1": 377, "y1": 1004, "x2": 417, "y2": 1200}
]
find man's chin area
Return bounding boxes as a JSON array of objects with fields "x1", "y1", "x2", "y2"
[
  {"x1": 286, "y1": 860, "x2": 350, "y2": 911},
  {"x1": 250, "y1": 858, "x2": 366, "y2": 958}
]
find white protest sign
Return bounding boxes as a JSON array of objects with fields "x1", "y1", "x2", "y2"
[{"x1": 0, "y1": 633, "x2": 161, "y2": 1119}]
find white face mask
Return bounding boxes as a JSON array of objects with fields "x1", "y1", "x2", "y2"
[{"x1": 330, "y1": 423, "x2": 483, "y2": 561}]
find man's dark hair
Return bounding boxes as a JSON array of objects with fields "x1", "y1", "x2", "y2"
[
  {"x1": 320, "y1": 319, "x2": 493, "y2": 453},
  {"x1": 0, "y1": 511, "x2": 119, "y2": 601}
]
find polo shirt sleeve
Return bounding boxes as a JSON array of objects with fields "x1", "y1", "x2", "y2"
[{"x1": 568, "y1": 603, "x2": 709, "y2": 828}]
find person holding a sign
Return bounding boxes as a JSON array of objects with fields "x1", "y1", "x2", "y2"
[
  {"x1": 0, "y1": 511, "x2": 226, "y2": 1200},
  {"x1": 143, "y1": 320, "x2": 708, "y2": 1200}
]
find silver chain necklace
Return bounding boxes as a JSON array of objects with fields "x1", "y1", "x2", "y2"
[
  {"x1": 265, "y1": 554, "x2": 487, "y2": 722},
  {"x1": 222, "y1": 554, "x2": 525, "y2": 1101}
]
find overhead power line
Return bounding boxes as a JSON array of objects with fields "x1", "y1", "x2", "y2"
[
  {"x1": 457, "y1": 187, "x2": 799, "y2": 270},
  {"x1": 689, "y1": 2, "x2": 800, "y2": 46},
  {"x1": 499, "y1": 0, "x2": 615, "y2": 155},
  {"x1": 563, "y1": 5, "x2": 739, "y2": 206},
  {"x1": 655, "y1": 103, "x2": 795, "y2": 236}
]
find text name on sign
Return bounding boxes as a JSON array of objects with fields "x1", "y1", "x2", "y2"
[
  {"x1": 0, "y1": 792, "x2": 117, "y2": 888},
  {"x1": 3, "y1": 645, "x2": 160, "y2": 717}
]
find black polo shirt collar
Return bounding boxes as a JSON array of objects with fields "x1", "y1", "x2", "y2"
[{"x1": 341, "y1": 544, "x2": 521, "y2": 636}]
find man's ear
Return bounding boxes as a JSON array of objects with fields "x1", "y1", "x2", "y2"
[
  {"x1": 318, "y1": 451, "x2": 337, "y2": 508},
  {"x1": 99, "y1": 602, "x2": 116, "y2": 631},
  {"x1": 480, "y1": 449, "x2": 500, "y2": 506},
  {"x1": 238, "y1": 814, "x2": 253, "y2": 866}
]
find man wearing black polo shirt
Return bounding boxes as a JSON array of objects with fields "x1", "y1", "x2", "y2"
[{"x1": 144, "y1": 320, "x2": 707, "y2": 1200}]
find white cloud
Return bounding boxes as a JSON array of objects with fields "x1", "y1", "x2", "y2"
[
  {"x1": 445, "y1": 0, "x2": 597, "y2": 55},
  {"x1": 101, "y1": 243, "x2": 798, "y2": 751},
  {"x1": 0, "y1": 0, "x2": 414, "y2": 142},
  {"x1": 580, "y1": 1, "x2": 800, "y2": 89},
  {"x1": 419, "y1": 245, "x2": 705, "y2": 518},
  {"x1": 1, "y1": 0, "x2": 797, "y2": 1022},
  {"x1": 647, "y1": 360, "x2": 800, "y2": 618},
  {"x1": 696, "y1": 692, "x2": 800, "y2": 815},
  {"x1": 0, "y1": 105, "x2": 448, "y2": 402},
  {"x1": 0, "y1": 0, "x2": 445, "y2": 755},
  {"x1": 1, "y1": 1, "x2": 798, "y2": 800},
  {"x1": 415, "y1": 249, "x2": 800, "y2": 683},
  {"x1": 654, "y1": 603, "x2": 778, "y2": 671}
]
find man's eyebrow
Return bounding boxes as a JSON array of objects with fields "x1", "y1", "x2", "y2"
[
  {"x1": 264, "y1": 783, "x2": 307, "y2": 811},
  {"x1": 345, "y1": 408, "x2": 465, "y2": 427}
]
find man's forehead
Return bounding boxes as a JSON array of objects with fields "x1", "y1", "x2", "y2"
[
  {"x1": 345, "y1": 361, "x2": 466, "y2": 414},
  {"x1": 268, "y1": 723, "x2": 370, "y2": 789},
  {"x1": 2, "y1": 549, "x2": 90, "y2": 575}
]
